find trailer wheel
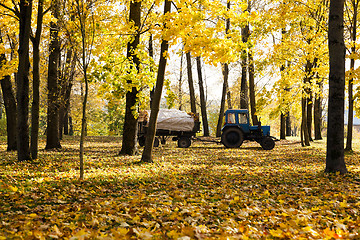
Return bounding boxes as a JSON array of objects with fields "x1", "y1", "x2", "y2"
[
  {"x1": 138, "y1": 136, "x2": 145, "y2": 147},
  {"x1": 154, "y1": 137, "x2": 160, "y2": 147},
  {"x1": 221, "y1": 128, "x2": 244, "y2": 148},
  {"x1": 139, "y1": 136, "x2": 159, "y2": 147},
  {"x1": 260, "y1": 136, "x2": 275, "y2": 150},
  {"x1": 178, "y1": 137, "x2": 191, "y2": 148}
]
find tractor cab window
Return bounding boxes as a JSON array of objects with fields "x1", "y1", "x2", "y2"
[
  {"x1": 227, "y1": 113, "x2": 235, "y2": 123},
  {"x1": 238, "y1": 113, "x2": 247, "y2": 124}
]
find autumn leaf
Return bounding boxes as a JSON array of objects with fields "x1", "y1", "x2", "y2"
[{"x1": 1, "y1": 137, "x2": 360, "y2": 239}]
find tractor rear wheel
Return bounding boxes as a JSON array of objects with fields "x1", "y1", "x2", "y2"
[
  {"x1": 260, "y1": 136, "x2": 275, "y2": 150},
  {"x1": 221, "y1": 128, "x2": 244, "y2": 148}
]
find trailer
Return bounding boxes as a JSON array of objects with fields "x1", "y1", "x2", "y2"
[{"x1": 138, "y1": 109, "x2": 200, "y2": 148}]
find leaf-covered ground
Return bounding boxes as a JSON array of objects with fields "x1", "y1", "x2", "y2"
[{"x1": 1, "y1": 136, "x2": 360, "y2": 239}]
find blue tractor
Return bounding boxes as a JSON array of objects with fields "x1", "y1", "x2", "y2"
[{"x1": 221, "y1": 109, "x2": 275, "y2": 150}]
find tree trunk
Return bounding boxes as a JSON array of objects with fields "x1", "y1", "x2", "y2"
[
  {"x1": 69, "y1": 116, "x2": 74, "y2": 136},
  {"x1": 178, "y1": 51, "x2": 184, "y2": 110},
  {"x1": 345, "y1": 0, "x2": 357, "y2": 151},
  {"x1": 79, "y1": 52, "x2": 88, "y2": 180},
  {"x1": 0, "y1": 88, "x2": 2, "y2": 119},
  {"x1": 314, "y1": 91, "x2": 322, "y2": 140},
  {"x1": 120, "y1": 0, "x2": 141, "y2": 155},
  {"x1": 280, "y1": 113, "x2": 286, "y2": 140},
  {"x1": 306, "y1": 93, "x2": 313, "y2": 141},
  {"x1": 149, "y1": 34, "x2": 154, "y2": 107},
  {"x1": 301, "y1": 96, "x2": 310, "y2": 146},
  {"x1": 59, "y1": 82, "x2": 72, "y2": 139},
  {"x1": 0, "y1": 34, "x2": 17, "y2": 151},
  {"x1": 141, "y1": 0, "x2": 171, "y2": 163},
  {"x1": 46, "y1": 0, "x2": 61, "y2": 149},
  {"x1": 186, "y1": 52, "x2": 196, "y2": 114},
  {"x1": 240, "y1": 24, "x2": 249, "y2": 110},
  {"x1": 224, "y1": 0, "x2": 232, "y2": 110},
  {"x1": 196, "y1": 56, "x2": 209, "y2": 136},
  {"x1": 286, "y1": 111, "x2": 291, "y2": 136},
  {"x1": 0, "y1": 75, "x2": 17, "y2": 151},
  {"x1": 16, "y1": 0, "x2": 32, "y2": 160},
  {"x1": 345, "y1": 58, "x2": 355, "y2": 152},
  {"x1": 59, "y1": 49, "x2": 74, "y2": 139},
  {"x1": 216, "y1": 65, "x2": 229, "y2": 137},
  {"x1": 248, "y1": 51, "x2": 258, "y2": 125},
  {"x1": 326, "y1": 0, "x2": 347, "y2": 174},
  {"x1": 30, "y1": 0, "x2": 44, "y2": 159}
]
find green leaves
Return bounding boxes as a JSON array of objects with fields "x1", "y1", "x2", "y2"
[{"x1": 1, "y1": 138, "x2": 360, "y2": 238}]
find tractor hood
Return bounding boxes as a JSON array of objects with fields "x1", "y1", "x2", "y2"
[{"x1": 261, "y1": 126, "x2": 270, "y2": 136}]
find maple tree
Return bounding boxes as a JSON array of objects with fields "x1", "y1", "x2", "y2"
[
  {"x1": 344, "y1": 0, "x2": 360, "y2": 152},
  {"x1": 141, "y1": 0, "x2": 172, "y2": 163},
  {"x1": 46, "y1": 0, "x2": 62, "y2": 150},
  {"x1": 120, "y1": 0, "x2": 142, "y2": 156},
  {"x1": 196, "y1": 56, "x2": 210, "y2": 136},
  {"x1": 0, "y1": 31, "x2": 17, "y2": 151},
  {"x1": 30, "y1": 0, "x2": 47, "y2": 159},
  {"x1": 16, "y1": 0, "x2": 33, "y2": 160}
]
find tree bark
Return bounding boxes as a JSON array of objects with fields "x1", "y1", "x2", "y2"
[
  {"x1": 286, "y1": 111, "x2": 291, "y2": 136},
  {"x1": 46, "y1": 0, "x2": 61, "y2": 149},
  {"x1": 240, "y1": 24, "x2": 249, "y2": 110},
  {"x1": 0, "y1": 88, "x2": 2, "y2": 119},
  {"x1": 149, "y1": 34, "x2": 154, "y2": 107},
  {"x1": 304, "y1": 60, "x2": 314, "y2": 142},
  {"x1": 280, "y1": 113, "x2": 286, "y2": 140},
  {"x1": 345, "y1": 0, "x2": 358, "y2": 151},
  {"x1": 216, "y1": 65, "x2": 229, "y2": 137},
  {"x1": 0, "y1": 34, "x2": 17, "y2": 151},
  {"x1": 0, "y1": 76, "x2": 17, "y2": 151},
  {"x1": 345, "y1": 55, "x2": 355, "y2": 152},
  {"x1": 224, "y1": 0, "x2": 232, "y2": 110},
  {"x1": 16, "y1": 0, "x2": 32, "y2": 160},
  {"x1": 141, "y1": 0, "x2": 171, "y2": 163},
  {"x1": 186, "y1": 52, "x2": 196, "y2": 113},
  {"x1": 306, "y1": 93, "x2": 313, "y2": 141},
  {"x1": 248, "y1": 51, "x2": 258, "y2": 125},
  {"x1": 222, "y1": 63, "x2": 231, "y2": 109},
  {"x1": 59, "y1": 49, "x2": 74, "y2": 139},
  {"x1": 196, "y1": 56, "x2": 209, "y2": 136},
  {"x1": 326, "y1": 0, "x2": 347, "y2": 174},
  {"x1": 120, "y1": 0, "x2": 141, "y2": 155},
  {"x1": 178, "y1": 51, "x2": 184, "y2": 110},
  {"x1": 79, "y1": 32, "x2": 89, "y2": 181},
  {"x1": 314, "y1": 90, "x2": 322, "y2": 140},
  {"x1": 301, "y1": 96, "x2": 310, "y2": 146},
  {"x1": 30, "y1": 0, "x2": 44, "y2": 159}
]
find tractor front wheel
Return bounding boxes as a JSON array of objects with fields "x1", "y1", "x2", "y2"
[
  {"x1": 221, "y1": 128, "x2": 244, "y2": 148},
  {"x1": 260, "y1": 136, "x2": 275, "y2": 150}
]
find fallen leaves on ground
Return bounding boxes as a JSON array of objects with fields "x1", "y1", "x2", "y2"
[{"x1": 1, "y1": 136, "x2": 360, "y2": 239}]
